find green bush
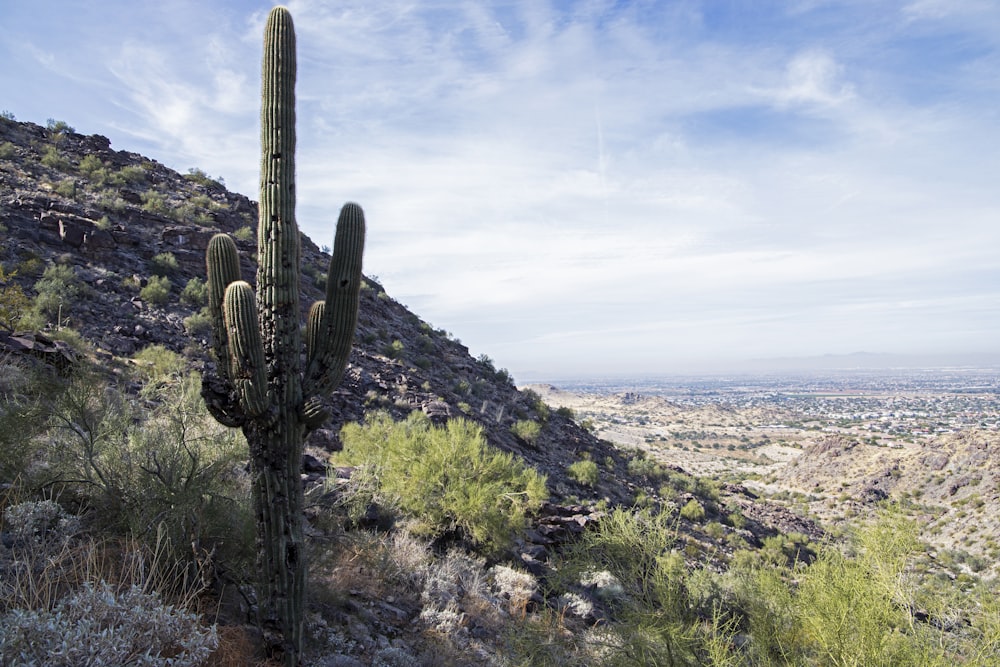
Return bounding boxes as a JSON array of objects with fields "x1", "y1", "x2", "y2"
[
  {"x1": 232, "y1": 226, "x2": 254, "y2": 243},
  {"x1": 32, "y1": 264, "x2": 84, "y2": 320},
  {"x1": 140, "y1": 275, "x2": 170, "y2": 305},
  {"x1": 382, "y1": 339, "x2": 405, "y2": 359},
  {"x1": 0, "y1": 266, "x2": 30, "y2": 331},
  {"x1": 140, "y1": 190, "x2": 168, "y2": 215},
  {"x1": 0, "y1": 142, "x2": 15, "y2": 159},
  {"x1": 150, "y1": 252, "x2": 179, "y2": 277},
  {"x1": 40, "y1": 145, "x2": 70, "y2": 170},
  {"x1": 549, "y1": 507, "x2": 700, "y2": 665},
  {"x1": 183, "y1": 308, "x2": 212, "y2": 337},
  {"x1": 38, "y1": 371, "x2": 253, "y2": 571},
  {"x1": 55, "y1": 178, "x2": 77, "y2": 199},
  {"x1": 511, "y1": 419, "x2": 541, "y2": 444},
  {"x1": 179, "y1": 277, "x2": 206, "y2": 306},
  {"x1": 568, "y1": 459, "x2": 599, "y2": 487},
  {"x1": 133, "y1": 344, "x2": 186, "y2": 382},
  {"x1": 337, "y1": 411, "x2": 547, "y2": 554},
  {"x1": 680, "y1": 499, "x2": 706, "y2": 522}
]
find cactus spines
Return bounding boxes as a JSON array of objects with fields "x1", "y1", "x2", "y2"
[
  {"x1": 199, "y1": 6, "x2": 366, "y2": 664},
  {"x1": 222, "y1": 281, "x2": 268, "y2": 417}
]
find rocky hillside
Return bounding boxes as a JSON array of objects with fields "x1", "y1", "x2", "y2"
[
  {"x1": 0, "y1": 116, "x2": 633, "y2": 500},
  {"x1": 0, "y1": 112, "x2": 824, "y2": 550}
]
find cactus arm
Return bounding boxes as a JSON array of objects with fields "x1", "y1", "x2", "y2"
[
  {"x1": 206, "y1": 233, "x2": 241, "y2": 374},
  {"x1": 223, "y1": 280, "x2": 269, "y2": 417},
  {"x1": 303, "y1": 202, "x2": 365, "y2": 396}
]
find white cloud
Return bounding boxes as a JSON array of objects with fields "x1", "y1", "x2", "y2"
[{"x1": 3, "y1": 0, "x2": 999, "y2": 376}]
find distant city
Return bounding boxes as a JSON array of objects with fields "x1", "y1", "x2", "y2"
[{"x1": 543, "y1": 367, "x2": 1000, "y2": 440}]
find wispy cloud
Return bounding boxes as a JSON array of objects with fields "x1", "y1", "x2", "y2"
[{"x1": 2, "y1": 0, "x2": 999, "y2": 377}]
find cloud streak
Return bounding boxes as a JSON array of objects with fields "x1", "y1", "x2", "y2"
[{"x1": 2, "y1": 0, "x2": 999, "y2": 378}]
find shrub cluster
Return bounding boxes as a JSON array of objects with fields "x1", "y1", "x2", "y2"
[{"x1": 336, "y1": 411, "x2": 548, "y2": 555}]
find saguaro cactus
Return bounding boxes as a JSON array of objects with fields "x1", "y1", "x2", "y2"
[{"x1": 202, "y1": 7, "x2": 365, "y2": 664}]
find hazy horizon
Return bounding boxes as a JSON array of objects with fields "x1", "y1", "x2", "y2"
[{"x1": 3, "y1": 1, "x2": 999, "y2": 379}]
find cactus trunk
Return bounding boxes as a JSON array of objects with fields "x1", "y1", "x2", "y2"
[{"x1": 200, "y1": 6, "x2": 366, "y2": 665}]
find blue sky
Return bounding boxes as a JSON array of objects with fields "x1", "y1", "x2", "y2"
[{"x1": 3, "y1": 1, "x2": 999, "y2": 379}]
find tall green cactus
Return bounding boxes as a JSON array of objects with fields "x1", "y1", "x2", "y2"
[{"x1": 202, "y1": 7, "x2": 365, "y2": 664}]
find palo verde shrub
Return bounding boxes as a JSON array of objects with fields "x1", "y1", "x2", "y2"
[
  {"x1": 140, "y1": 275, "x2": 171, "y2": 305},
  {"x1": 31, "y1": 264, "x2": 84, "y2": 321},
  {"x1": 568, "y1": 459, "x2": 599, "y2": 487},
  {"x1": 337, "y1": 411, "x2": 548, "y2": 555}
]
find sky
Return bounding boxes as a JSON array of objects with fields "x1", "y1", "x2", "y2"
[{"x1": 2, "y1": 1, "x2": 1000, "y2": 380}]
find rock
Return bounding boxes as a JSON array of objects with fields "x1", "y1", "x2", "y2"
[{"x1": 302, "y1": 453, "x2": 327, "y2": 474}]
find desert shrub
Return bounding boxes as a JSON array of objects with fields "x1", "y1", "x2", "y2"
[
  {"x1": 232, "y1": 225, "x2": 254, "y2": 243},
  {"x1": 140, "y1": 275, "x2": 171, "y2": 305},
  {"x1": 38, "y1": 371, "x2": 253, "y2": 573},
  {"x1": 150, "y1": 251, "x2": 179, "y2": 276},
  {"x1": 511, "y1": 419, "x2": 541, "y2": 444},
  {"x1": 141, "y1": 190, "x2": 168, "y2": 214},
  {"x1": 184, "y1": 167, "x2": 222, "y2": 187},
  {"x1": 2, "y1": 499, "x2": 80, "y2": 554},
  {"x1": 555, "y1": 406, "x2": 576, "y2": 419},
  {"x1": 382, "y1": 339, "x2": 405, "y2": 359},
  {"x1": 114, "y1": 164, "x2": 147, "y2": 185},
  {"x1": 133, "y1": 344, "x2": 186, "y2": 382},
  {"x1": 549, "y1": 507, "x2": 701, "y2": 665},
  {"x1": 680, "y1": 499, "x2": 706, "y2": 522},
  {"x1": 568, "y1": 459, "x2": 599, "y2": 487},
  {"x1": 0, "y1": 581, "x2": 218, "y2": 666},
  {"x1": 54, "y1": 178, "x2": 77, "y2": 199},
  {"x1": 0, "y1": 357, "x2": 62, "y2": 481},
  {"x1": 0, "y1": 266, "x2": 30, "y2": 331},
  {"x1": 183, "y1": 308, "x2": 212, "y2": 337},
  {"x1": 40, "y1": 145, "x2": 70, "y2": 170},
  {"x1": 0, "y1": 142, "x2": 15, "y2": 159},
  {"x1": 713, "y1": 510, "x2": 969, "y2": 665},
  {"x1": 77, "y1": 154, "x2": 111, "y2": 187},
  {"x1": 337, "y1": 411, "x2": 547, "y2": 554},
  {"x1": 32, "y1": 264, "x2": 84, "y2": 320},
  {"x1": 45, "y1": 118, "x2": 75, "y2": 135},
  {"x1": 179, "y1": 276, "x2": 207, "y2": 306}
]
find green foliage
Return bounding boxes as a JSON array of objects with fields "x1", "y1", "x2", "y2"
[
  {"x1": 680, "y1": 498, "x2": 706, "y2": 522},
  {"x1": 184, "y1": 167, "x2": 223, "y2": 187},
  {"x1": 54, "y1": 178, "x2": 77, "y2": 198},
  {"x1": 179, "y1": 277, "x2": 207, "y2": 306},
  {"x1": 115, "y1": 164, "x2": 147, "y2": 185},
  {"x1": 32, "y1": 264, "x2": 84, "y2": 320},
  {"x1": 0, "y1": 142, "x2": 15, "y2": 159},
  {"x1": 568, "y1": 459, "x2": 599, "y2": 487},
  {"x1": 140, "y1": 275, "x2": 171, "y2": 305},
  {"x1": 337, "y1": 411, "x2": 548, "y2": 554},
  {"x1": 40, "y1": 145, "x2": 70, "y2": 170},
  {"x1": 150, "y1": 252, "x2": 179, "y2": 277},
  {"x1": 45, "y1": 118, "x2": 75, "y2": 135},
  {"x1": 133, "y1": 344, "x2": 186, "y2": 383},
  {"x1": 555, "y1": 406, "x2": 576, "y2": 419},
  {"x1": 0, "y1": 356, "x2": 64, "y2": 482},
  {"x1": 183, "y1": 308, "x2": 212, "y2": 337},
  {"x1": 140, "y1": 190, "x2": 168, "y2": 215},
  {"x1": 232, "y1": 225, "x2": 254, "y2": 243},
  {"x1": 382, "y1": 339, "x2": 405, "y2": 359},
  {"x1": 511, "y1": 419, "x2": 541, "y2": 444},
  {"x1": 551, "y1": 507, "x2": 700, "y2": 665},
  {"x1": 0, "y1": 266, "x2": 30, "y2": 331},
  {"x1": 37, "y1": 371, "x2": 254, "y2": 571}
]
